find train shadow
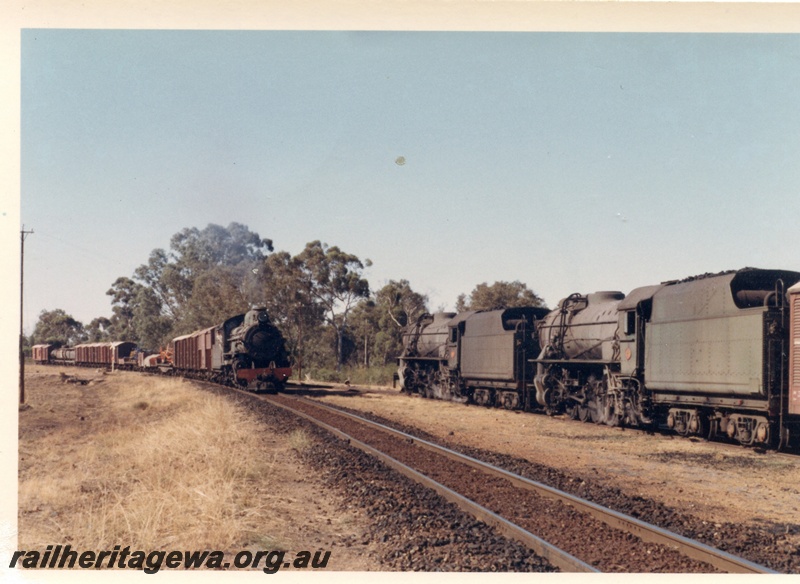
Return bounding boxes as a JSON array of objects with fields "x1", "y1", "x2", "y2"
[{"x1": 281, "y1": 384, "x2": 365, "y2": 398}]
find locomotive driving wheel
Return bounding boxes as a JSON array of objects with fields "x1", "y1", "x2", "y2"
[
  {"x1": 564, "y1": 403, "x2": 579, "y2": 420},
  {"x1": 587, "y1": 397, "x2": 604, "y2": 424},
  {"x1": 231, "y1": 356, "x2": 251, "y2": 386}
]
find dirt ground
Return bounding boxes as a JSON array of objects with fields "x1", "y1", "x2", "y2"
[
  {"x1": 18, "y1": 366, "x2": 800, "y2": 571},
  {"x1": 17, "y1": 366, "x2": 381, "y2": 571},
  {"x1": 315, "y1": 386, "x2": 800, "y2": 532}
]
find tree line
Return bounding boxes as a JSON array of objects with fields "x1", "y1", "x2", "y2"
[{"x1": 28, "y1": 223, "x2": 546, "y2": 380}]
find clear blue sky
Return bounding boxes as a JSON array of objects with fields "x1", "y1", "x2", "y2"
[{"x1": 20, "y1": 30, "x2": 800, "y2": 332}]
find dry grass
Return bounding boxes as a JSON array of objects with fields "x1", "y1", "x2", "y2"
[
  {"x1": 287, "y1": 429, "x2": 312, "y2": 452},
  {"x1": 19, "y1": 370, "x2": 290, "y2": 552}
]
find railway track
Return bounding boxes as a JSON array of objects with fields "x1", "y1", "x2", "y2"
[
  {"x1": 35, "y1": 367, "x2": 793, "y2": 571},
  {"x1": 289, "y1": 380, "x2": 800, "y2": 458},
  {"x1": 258, "y1": 392, "x2": 776, "y2": 574}
]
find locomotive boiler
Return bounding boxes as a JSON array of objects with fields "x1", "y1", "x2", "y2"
[
  {"x1": 400, "y1": 267, "x2": 800, "y2": 449},
  {"x1": 533, "y1": 291, "x2": 631, "y2": 423},
  {"x1": 224, "y1": 308, "x2": 292, "y2": 388},
  {"x1": 398, "y1": 311, "x2": 457, "y2": 398}
]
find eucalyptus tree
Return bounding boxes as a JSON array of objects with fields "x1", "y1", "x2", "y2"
[
  {"x1": 295, "y1": 241, "x2": 371, "y2": 370},
  {"x1": 456, "y1": 280, "x2": 547, "y2": 312},
  {"x1": 85, "y1": 317, "x2": 112, "y2": 342},
  {"x1": 31, "y1": 308, "x2": 85, "y2": 346},
  {"x1": 129, "y1": 222, "x2": 274, "y2": 332},
  {"x1": 372, "y1": 280, "x2": 428, "y2": 365},
  {"x1": 259, "y1": 251, "x2": 325, "y2": 378},
  {"x1": 132, "y1": 286, "x2": 174, "y2": 351},
  {"x1": 106, "y1": 276, "x2": 143, "y2": 341}
]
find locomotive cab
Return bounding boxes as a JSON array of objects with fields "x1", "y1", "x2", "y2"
[
  {"x1": 616, "y1": 285, "x2": 663, "y2": 378},
  {"x1": 445, "y1": 318, "x2": 468, "y2": 372}
]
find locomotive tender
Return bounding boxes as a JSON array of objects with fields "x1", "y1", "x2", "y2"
[{"x1": 399, "y1": 268, "x2": 800, "y2": 448}]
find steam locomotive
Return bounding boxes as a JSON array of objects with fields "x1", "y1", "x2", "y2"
[
  {"x1": 170, "y1": 307, "x2": 292, "y2": 391},
  {"x1": 398, "y1": 268, "x2": 800, "y2": 449},
  {"x1": 33, "y1": 307, "x2": 292, "y2": 392}
]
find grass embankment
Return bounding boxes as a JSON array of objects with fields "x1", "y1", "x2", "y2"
[
  {"x1": 18, "y1": 367, "x2": 302, "y2": 552},
  {"x1": 304, "y1": 364, "x2": 397, "y2": 387}
]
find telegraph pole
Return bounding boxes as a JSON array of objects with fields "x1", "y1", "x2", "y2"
[{"x1": 20, "y1": 226, "x2": 33, "y2": 405}]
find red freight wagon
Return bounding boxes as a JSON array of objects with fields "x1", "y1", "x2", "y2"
[
  {"x1": 32, "y1": 344, "x2": 52, "y2": 364},
  {"x1": 789, "y1": 282, "x2": 800, "y2": 416},
  {"x1": 172, "y1": 327, "x2": 215, "y2": 372},
  {"x1": 75, "y1": 342, "x2": 113, "y2": 366}
]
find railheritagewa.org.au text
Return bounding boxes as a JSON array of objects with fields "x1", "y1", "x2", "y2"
[{"x1": 10, "y1": 545, "x2": 331, "y2": 574}]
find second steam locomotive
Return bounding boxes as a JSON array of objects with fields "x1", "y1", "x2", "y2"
[{"x1": 398, "y1": 268, "x2": 800, "y2": 449}]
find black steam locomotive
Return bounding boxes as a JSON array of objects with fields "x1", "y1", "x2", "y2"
[
  {"x1": 398, "y1": 268, "x2": 800, "y2": 449},
  {"x1": 170, "y1": 307, "x2": 292, "y2": 392}
]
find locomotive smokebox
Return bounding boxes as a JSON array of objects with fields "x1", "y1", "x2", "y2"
[
  {"x1": 243, "y1": 324, "x2": 283, "y2": 361},
  {"x1": 228, "y1": 308, "x2": 288, "y2": 365}
]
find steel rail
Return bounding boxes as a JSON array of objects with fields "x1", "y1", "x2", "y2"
[
  {"x1": 262, "y1": 395, "x2": 598, "y2": 573},
  {"x1": 292, "y1": 396, "x2": 778, "y2": 575}
]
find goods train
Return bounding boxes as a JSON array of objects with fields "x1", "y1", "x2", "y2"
[
  {"x1": 33, "y1": 307, "x2": 292, "y2": 392},
  {"x1": 398, "y1": 268, "x2": 800, "y2": 449}
]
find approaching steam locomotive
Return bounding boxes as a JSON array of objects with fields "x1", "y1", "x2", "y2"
[
  {"x1": 398, "y1": 268, "x2": 800, "y2": 449},
  {"x1": 33, "y1": 307, "x2": 292, "y2": 392},
  {"x1": 170, "y1": 307, "x2": 291, "y2": 391}
]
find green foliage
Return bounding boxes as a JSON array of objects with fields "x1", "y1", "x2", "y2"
[
  {"x1": 296, "y1": 241, "x2": 371, "y2": 369},
  {"x1": 170, "y1": 223, "x2": 273, "y2": 268},
  {"x1": 179, "y1": 264, "x2": 253, "y2": 333},
  {"x1": 84, "y1": 222, "x2": 548, "y2": 383},
  {"x1": 31, "y1": 308, "x2": 85, "y2": 346},
  {"x1": 132, "y1": 222, "x2": 272, "y2": 329},
  {"x1": 258, "y1": 251, "x2": 325, "y2": 378},
  {"x1": 456, "y1": 280, "x2": 547, "y2": 312},
  {"x1": 106, "y1": 277, "x2": 142, "y2": 341},
  {"x1": 132, "y1": 287, "x2": 173, "y2": 351},
  {"x1": 349, "y1": 280, "x2": 428, "y2": 367},
  {"x1": 109, "y1": 223, "x2": 274, "y2": 347},
  {"x1": 86, "y1": 317, "x2": 112, "y2": 342}
]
